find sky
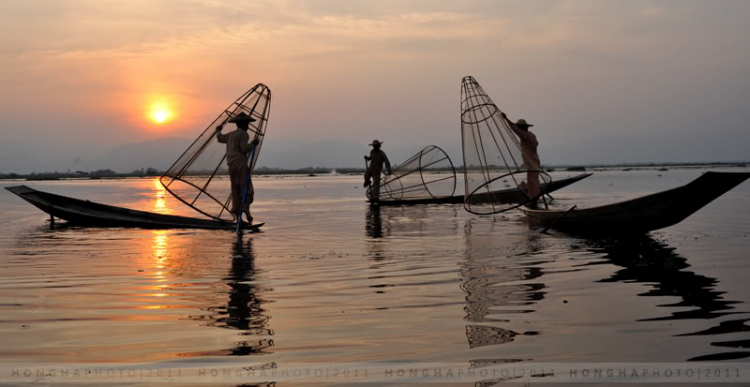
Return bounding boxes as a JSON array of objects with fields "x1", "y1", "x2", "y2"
[{"x1": 1, "y1": 0, "x2": 749, "y2": 173}]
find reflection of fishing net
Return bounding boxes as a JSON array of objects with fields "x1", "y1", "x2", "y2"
[
  {"x1": 461, "y1": 76, "x2": 551, "y2": 215},
  {"x1": 378, "y1": 145, "x2": 456, "y2": 201},
  {"x1": 160, "y1": 84, "x2": 271, "y2": 221}
]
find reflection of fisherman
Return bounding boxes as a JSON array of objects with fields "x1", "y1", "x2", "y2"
[
  {"x1": 223, "y1": 238, "x2": 273, "y2": 355},
  {"x1": 363, "y1": 140, "x2": 392, "y2": 203},
  {"x1": 228, "y1": 238, "x2": 258, "y2": 332},
  {"x1": 216, "y1": 112, "x2": 259, "y2": 223},
  {"x1": 501, "y1": 112, "x2": 541, "y2": 208},
  {"x1": 365, "y1": 205, "x2": 383, "y2": 238}
]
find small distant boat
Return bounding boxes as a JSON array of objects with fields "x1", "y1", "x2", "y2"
[
  {"x1": 5, "y1": 185, "x2": 263, "y2": 230},
  {"x1": 376, "y1": 173, "x2": 592, "y2": 206},
  {"x1": 521, "y1": 171, "x2": 750, "y2": 235}
]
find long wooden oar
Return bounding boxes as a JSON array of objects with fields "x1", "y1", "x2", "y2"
[{"x1": 540, "y1": 205, "x2": 577, "y2": 234}]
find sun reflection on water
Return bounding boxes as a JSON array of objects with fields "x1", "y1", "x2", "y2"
[
  {"x1": 148, "y1": 230, "x2": 171, "y2": 309},
  {"x1": 153, "y1": 232, "x2": 168, "y2": 263},
  {"x1": 153, "y1": 178, "x2": 170, "y2": 214}
]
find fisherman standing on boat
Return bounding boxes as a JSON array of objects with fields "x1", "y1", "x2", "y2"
[
  {"x1": 501, "y1": 112, "x2": 541, "y2": 208},
  {"x1": 216, "y1": 112, "x2": 259, "y2": 223},
  {"x1": 364, "y1": 140, "x2": 392, "y2": 203}
]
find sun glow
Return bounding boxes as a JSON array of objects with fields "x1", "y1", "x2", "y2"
[{"x1": 148, "y1": 103, "x2": 173, "y2": 124}]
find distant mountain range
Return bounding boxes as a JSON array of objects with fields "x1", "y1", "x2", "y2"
[{"x1": 0, "y1": 137, "x2": 459, "y2": 174}]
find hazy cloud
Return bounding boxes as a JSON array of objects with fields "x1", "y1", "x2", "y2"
[{"x1": 1, "y1": 1, "x2": 749, "y2": 173}]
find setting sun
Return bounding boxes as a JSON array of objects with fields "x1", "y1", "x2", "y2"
[{"x1": 148, "y1": 103, "x2": 173, "y2": 124}]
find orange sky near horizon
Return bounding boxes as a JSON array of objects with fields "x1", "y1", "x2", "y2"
[{"x1": 0, "y1": 0, "x2": 749, "y2": 166}]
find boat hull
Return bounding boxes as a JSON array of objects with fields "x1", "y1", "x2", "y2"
[
  {"x1": 521, "y1": 172, "x2": 750, "y2": 235},
  {"x1": 374, "y1": 173, "x2": 592, "y2": 206},
  {"x1": 5, "y1": 185, "x2": 263, "y2": 230}
]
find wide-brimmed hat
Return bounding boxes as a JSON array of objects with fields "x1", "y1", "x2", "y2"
[
  {"x1": 515, "y1": 119, "x2": 534, "y2": 128},
  {"x1": 369, "y1": 140, "x2": 383, "y2": 146},
  {"x1": 228, "y1": 112, "x2": 257, "y2": 123}
]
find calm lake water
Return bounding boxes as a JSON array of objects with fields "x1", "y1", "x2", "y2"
[{"x1": 1, "y1": 168, "x2": 749, "y2": 385}]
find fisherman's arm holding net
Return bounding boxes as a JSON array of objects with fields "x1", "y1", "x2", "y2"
[
  {"x1": 238, "y1": 130, "x2": 259, "y2": 154},
  {"x1": 383, "y1": 152, "x2": 392, "y2": 175},
  {"x1": 215, "y1": 124, "x2": 259, "y2": 153},
  {"x1": 215, "y1": 125, "x2": 229, "y2": 143},
  {"x1": 501, "y1": 112, "x2": 528, "y2": 142}
]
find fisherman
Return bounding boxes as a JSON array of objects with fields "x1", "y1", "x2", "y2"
[
  {"x1": 216, "y1": 112, "x2": 259, "y2": 223},
  {"x1": 501, "y1": 112, "x2": 541, "y2": 208},
  {"x1": 363, "y1": 140, "x2": 392, "y2": 203}
]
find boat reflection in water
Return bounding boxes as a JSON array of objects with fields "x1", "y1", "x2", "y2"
[
  {"x1": 458, "y1": 223, "x2": 750, "y2": 376},
  {"x1": 588, "y1": 237, "x2": 750, "y2": 362},
  {"x1": 189, "y1": 237, "x2": 275, "y2": 357}
]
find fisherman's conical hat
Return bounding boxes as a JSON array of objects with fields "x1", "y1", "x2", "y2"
[
  {"x1": 228, "y1": 112, "x2": 257, "y2": 123},
  {"x1": 515, "y1": 119, "x2": 533, "y2": 128}
]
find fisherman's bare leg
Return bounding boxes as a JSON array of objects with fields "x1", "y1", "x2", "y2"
[
  {"x1": 243, "y1": 177, "x2": 254, "y2": 223},
  {"x1": 364, "y1": 168, "x2": 372, "y2": 187}
]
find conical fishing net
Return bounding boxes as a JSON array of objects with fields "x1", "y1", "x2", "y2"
[
  {"x1": 160, "y1": 84, "x2": 271, "y2": 221},
  {"x1": 377, "y1": 145, "x2": 456, "y2": 201},
  {"x1": 461, "y1": 76, "x2": 551, "y2": 215}
]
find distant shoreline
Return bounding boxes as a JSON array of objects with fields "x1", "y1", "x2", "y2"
[{"x1": 0, "y1": 161, "x2": 747, "y2": 181}]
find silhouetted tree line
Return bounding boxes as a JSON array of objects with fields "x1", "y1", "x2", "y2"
[{"x1": 0, "y1": 167, "x2": 164, "y2": 180}]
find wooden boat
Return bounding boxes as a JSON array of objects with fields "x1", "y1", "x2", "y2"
[
  {"x1": 4, "y1": 185, "x2": 263, "y2": 230},
  {"x1": 521, "y1": 171, "x2": 750, "y2": 235},
  {"x1": 375, "y1": 173, "x2": 592, "y2": 206}
]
